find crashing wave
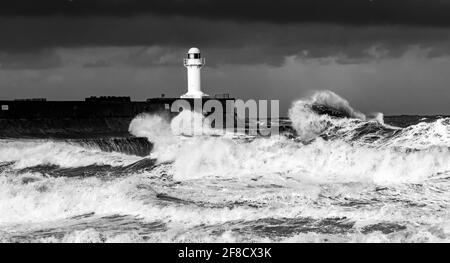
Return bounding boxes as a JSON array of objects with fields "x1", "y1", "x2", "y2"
[{"x1": 287, "y1": 90, "x2": 398, "y2": 142}]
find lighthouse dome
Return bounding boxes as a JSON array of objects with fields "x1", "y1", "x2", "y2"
[{"x1": 188, "y1": 47, "x2": 200, "y2": 54}]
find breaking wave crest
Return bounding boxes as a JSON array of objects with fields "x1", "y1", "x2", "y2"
[
  {"x1": 288, "y1": 90, "x2": 385, "y2": 141},
  {"x1": 0, "y1": 140, "x2": 142, "y2": 169},
  {"x1": 70, "y1": 137, "x2": 153, "y2": 157}
]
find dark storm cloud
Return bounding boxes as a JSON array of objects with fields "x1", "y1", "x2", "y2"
[
  {"x1": 0, "y1": 50, "x2": 62, "y2": 69},
  {"x1": 1, "y1": 0, "x2": 450, "y2": 67},
  {"x1": 2, "y1": 0, "x2": 450, "y2": 27},
  {"x1": 2, "y1": 15, "x2": 450, "y2": 68}
]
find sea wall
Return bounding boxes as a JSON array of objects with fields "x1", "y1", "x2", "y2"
[{"x1": 0, "y1": 98, "x2": 235, "y2": 138}]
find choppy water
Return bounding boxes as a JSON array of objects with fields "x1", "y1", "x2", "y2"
[{"x1": 0, "y1": 91, "x2": 449, "y2": 243}]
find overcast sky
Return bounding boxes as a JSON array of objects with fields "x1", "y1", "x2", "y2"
[{"x1": 1, "y1": 0, "x2": 450, "y2": 115}]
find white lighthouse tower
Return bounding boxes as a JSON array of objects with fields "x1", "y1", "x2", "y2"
[{"x1": 181, "y1": 47, "x2": 208, "y2": 98}]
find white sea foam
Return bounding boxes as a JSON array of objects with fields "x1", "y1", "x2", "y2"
[
  {"x1": 1, "y1": 90, "x2": 449, "y2": 243},
  {"x1": 171, "y1": 136, "x2": 450, "y2": 184}
]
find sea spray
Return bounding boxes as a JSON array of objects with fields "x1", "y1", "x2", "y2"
[
  {"x1": 171, "y1": 110, "x2": 216, "y2": 136},
  {"x1": 288, "y1": 90, "x2": 366, "y2": 141},
  {"x1": 128, "y1": 114, "x2": 175, "y2": 149}
]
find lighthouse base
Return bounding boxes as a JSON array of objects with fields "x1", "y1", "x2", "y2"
[{"x1": 180, "y1": 92, "x2": 210, "y2": 99}]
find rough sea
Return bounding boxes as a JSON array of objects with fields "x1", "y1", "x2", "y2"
[{"x1": 0, "y1": 91, "x2": 449, "y2": 243}]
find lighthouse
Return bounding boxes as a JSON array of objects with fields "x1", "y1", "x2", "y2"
[{"x1": 181, "y1": 47, "x2": 208, "y2": 98}]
